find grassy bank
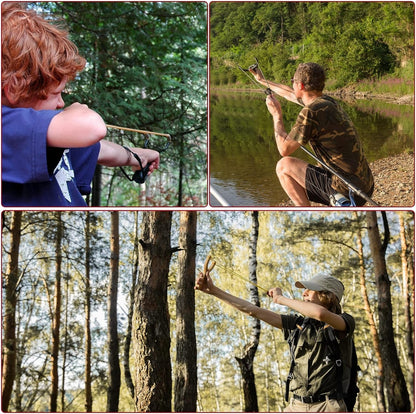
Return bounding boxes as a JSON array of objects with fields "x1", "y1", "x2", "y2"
[{"x1": 323, "y1": 64, "x2": 414, "y2": 97}]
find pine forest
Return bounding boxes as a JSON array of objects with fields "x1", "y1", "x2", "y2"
[{"x1": 1, "y1": 211, "x2": 414, "y2": 412}]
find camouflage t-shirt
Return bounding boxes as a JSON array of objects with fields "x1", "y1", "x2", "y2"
[{"x1": 287, "y1": 95, "x2": 374, "y2": 196}]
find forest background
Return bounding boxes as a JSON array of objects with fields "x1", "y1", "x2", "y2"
[
  {"x1": 210, "y1": 2, "x2": 414, "y2": 96},
  {"x1": 30, "y1": 2, "x2": 207, "y2": 207},
  {"x1": 2, "y1": 211, "x2": 414, "y2": 412}
]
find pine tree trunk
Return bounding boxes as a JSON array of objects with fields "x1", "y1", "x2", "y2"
[
  {"x1": 366, "y1": 212, "x2": 410, "y2": 412},
  {"x1": 124, "y1": 211, "x2": 139, "y2": 400},
  {"x1": 133, "y1": 211, "x2": 173, "y2": 412},
  {"x1": 398, "y1": 212, "x2": 414, "y2": 408},
  {"x1": 174, "y1": 211, "x2": 197, "y2": 411},
  {"x1": 2, "y1": 211, "x2": 22, "y2": 412},
  {"x1": 106, "y1": 211, "x2": 121, "y2": 412},
  {"x1": 61, "y1": 277, "x2": 70, "y2": 411},
  {"x1": 354, "y1": 212, "x2": 385, "y2": 411},
  {"x1": 50, "y1": 212, "x2": 63, "y2": 412},
  {"x1": 235, "y1": 211, "x2": 260, "y2": 412},
  {"x1": 84, "y1": 212, "x2": 93, "y2": 412}
]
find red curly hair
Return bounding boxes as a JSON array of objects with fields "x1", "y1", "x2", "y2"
[{"x1": 1, "y1": 2, "x2": 86, "y2": 104}]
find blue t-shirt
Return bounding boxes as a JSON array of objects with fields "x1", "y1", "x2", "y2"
[{"x1": 2, "y1": 106, "x2": 100, "y2": 207}]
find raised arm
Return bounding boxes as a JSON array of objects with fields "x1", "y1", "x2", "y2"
[
  {"x1": 268, "y1": 288, "x2": 347, "y2": 331},
  {"x1": 47, "y1": 103, "x2": 107, "y2": 148},
  {"x1": 98, "y1": 140, "x2": 160, "y2": 172},
  {"x1": 248, "y1": 67, "x2": 300, "y2": 106},
  {"x1": 195, "y1": 271, "x2": 283, "y2": 329}
]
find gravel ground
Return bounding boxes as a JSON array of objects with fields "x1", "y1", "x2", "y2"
[
  {"x1": 369, "y1": 152, "x2": 414, "y2": 208},
  {"x1": 278, "y1": 152, "x2": 415, "y2": 208}
]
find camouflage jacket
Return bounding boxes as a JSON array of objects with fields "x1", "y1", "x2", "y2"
[{"x1": 287, "y1": 95, "x2": 374, "y2": 195}]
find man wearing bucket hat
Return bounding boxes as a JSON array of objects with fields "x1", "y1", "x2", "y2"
[{"x1": 195, "y1": 271, "x2": 356, "y2": 412}]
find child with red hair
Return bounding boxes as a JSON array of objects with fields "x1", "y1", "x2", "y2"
[{"x1": 2, "y1": 3, "x2": 160, "y2": 206}]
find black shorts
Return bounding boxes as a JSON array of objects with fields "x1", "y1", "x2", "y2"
[
  {"x1": 305, "y1": 165, "x2": 370, "y2": 207},
  {"x1": 305, "y1": 165, "x2": 333, "y2": 205}
]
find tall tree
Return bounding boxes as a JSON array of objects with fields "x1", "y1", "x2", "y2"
[
  {"x1": 84, "y1": 212, "x2": 93, "y2": 412},
  {"x1": 50, "y1": 213, "x2": 63, "y2": 412},
  {"x1": 354, "y1": 212, "x2": 385, "y2": 411},
  {"x1": 107, "y1": 212, "x2": 121, "y2": 412},
  {"x1": 366, "y1": 212, "x2": 410, "y2": 412},
  {"x1": 133, "y1": 212, "x2": 173, "y2": 411},
  {"x1": 174, "y1": 211, "x2": 198, "y2": 411},
  {"x1": 2, "y1": 211, "x2": 22, "y2": 412},
  {"x1": 124, "y1": 211, "x2": 140, "y2": 400},
  {"x1": 235, "y1": 211, "x2": 260, "y2": 412},
  {"x1": 398, "y1": 212, "x2": 414, "y2": 407}
]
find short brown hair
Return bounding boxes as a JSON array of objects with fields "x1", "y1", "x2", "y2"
[
  {"x1": 1, "y1": 2, "x2": 86, "y2": 103},
  {"x1": 294, "y1": 62, "x2": 325, "y2": 92},
  {"x1": 317, "y1": 290, "x2": 341, "y2": 314}
]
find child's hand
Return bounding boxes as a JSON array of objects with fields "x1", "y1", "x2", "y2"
[
  {"x1": 195, "y1": 271, "x2": 215, "y2": 294},
  {"x1": 131, "y1": 148, "x2": 160, "y2": 174},
  {"x1": 267, "y1": 287, "x2": 283, "y2": 303}
]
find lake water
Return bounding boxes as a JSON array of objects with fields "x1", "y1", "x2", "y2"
[{"x1": 210, "y1": 91, "x2": 414, "y2": 207}]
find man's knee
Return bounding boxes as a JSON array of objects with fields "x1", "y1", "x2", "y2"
[{"x1": 276, "y1": 156, "x2": 295, "y2": 178}]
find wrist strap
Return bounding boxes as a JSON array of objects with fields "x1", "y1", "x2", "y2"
[{"x1": 120, "y1": 146, "x2": 148, "y2": 184}]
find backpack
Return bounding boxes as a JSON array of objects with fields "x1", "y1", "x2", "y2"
[{"x1": 286, "y1": 320, "x2": 360, "y2": 412}]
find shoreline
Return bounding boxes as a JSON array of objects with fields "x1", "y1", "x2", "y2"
[{"x1": 210, "y1": 86, "x2": 415, "y2": 106}]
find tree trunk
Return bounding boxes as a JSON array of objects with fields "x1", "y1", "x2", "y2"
[
  {"x1": 124, "y1": 211, "x2": 139, "y2": 400},
  {"x1": 60, "y1": 277, "x2": 70, "y2": 411},
  {"x1": 133, "y1": 211, "x2": 173, "y2": 412},
  {"x1": 106, "y1": 211, "x2": 121, "y2": 412},
  {"x1": 91, "y1": 165, "x2": 102, "y2": 207},
  {"x1": 174, "y1": 211, "x2": 197, "y2": 411},
  {"x1": 2, "y1": 211, "x2": 22, "y2": 412},
  {"x1": 354, "y1": 212, "x2": 385, "y2": 411},
  {"x1": 235, "y1": 211, "x2": 260, "y2": 412},
  {"x1": 84, "y1": 212, "x2": 93, "y2": 412},
  {"x1": 398, "y1": 212, "x2": 414, "y2": 408},
  {"x1": 50, "y1": 213, "x2": 63, "y2": 412},
  {"x1": 366, "y1": 212, "x2": 410, "y2": 412}
]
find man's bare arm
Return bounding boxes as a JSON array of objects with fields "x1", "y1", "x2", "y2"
[{"x1": 249, "y1": 68, "x2": 301, "y2": 105}]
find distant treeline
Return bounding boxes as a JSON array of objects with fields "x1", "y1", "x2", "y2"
[{"x1": 210, "y1": 2, "x2": 414, "y2": 88}]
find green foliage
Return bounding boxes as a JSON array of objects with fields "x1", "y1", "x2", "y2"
[
  {"x1": 36, "y1": 2, "x2": 207, "y2": 206},
  {"x1": 210, "y1": 2, "x2": 414, "y2": 88}
]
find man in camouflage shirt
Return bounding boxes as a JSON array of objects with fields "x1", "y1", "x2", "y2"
[{"x1": 251, "y1": 62, "x2": 374, "y2": 206}]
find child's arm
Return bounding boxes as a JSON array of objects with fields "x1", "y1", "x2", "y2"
[
  {"x1": 195, "y1": 272, "x2": 283, "y2": 329},
  {"x1": 47, "y1": 103, "x2": 107, "y2": 148},
  {"x1": 269, "y1": 288, "x2": 347, "y2": 331},
  {"x1": 98, "y1": 141, "x2": 160, "y2": 171}
]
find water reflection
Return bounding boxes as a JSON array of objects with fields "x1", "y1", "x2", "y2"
[{"x1": 210, "y1": 91, "x2": 414, "y2": 206}]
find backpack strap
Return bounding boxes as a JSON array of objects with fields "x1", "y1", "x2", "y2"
[
  {"x1": 323, "y1": 325, "x2": 344, "y2": 396},
  {"x1": 285, "y1": 319, "x2": 309, "y2": 402}
]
